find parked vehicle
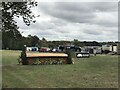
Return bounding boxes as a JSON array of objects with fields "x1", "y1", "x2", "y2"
[{"x1": 76, "y1": 52, "x2": 90, "y2": 58}]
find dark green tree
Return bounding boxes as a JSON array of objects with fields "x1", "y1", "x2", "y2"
[
  {"x1": 40, "y1": 37, "x2": 48, "y2": 47},
  {"x1": 30, "y1": 35, "x2": 39, "y2": 46},
  {"x1": 2, "y1": 1, "x2": 39, "y2": 49},
  {"x1": 73, "y1": 39, "x2": 80, "y2": 46}
]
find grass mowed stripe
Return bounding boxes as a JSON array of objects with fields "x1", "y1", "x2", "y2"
[{"x1": 2, "y1": 50, "x2": 118, "y2": 88}]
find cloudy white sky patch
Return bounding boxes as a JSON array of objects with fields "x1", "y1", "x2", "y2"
[{"x1": 16, "y1": 2, "x2": 118, "y2": 41}]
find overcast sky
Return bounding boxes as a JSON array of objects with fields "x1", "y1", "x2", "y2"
[{"x1": 16, "y1": 1, "x2": 118, "y2": 41}]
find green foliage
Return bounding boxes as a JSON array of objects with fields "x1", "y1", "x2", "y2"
[
  {"x1": 26, "y1": 35, "x2": 39, "y2": 47},
  {"x1": 66, "y1": 49, "x2": 72, "y2": 64},
  {"x1": 39, "y1": 38, "x2": 48, "y2": 47},
  {"x1": 2, "y1": 34, "x2": 40, "y2": 50},
  {"x1": 2, "y1": 1, "x2": 38, "y2": 49},
  {"x1": 21, "y1": 50, "x2": 28, "y2": 65},
  {"x1": 73, "y1": 39, "x2": 80, "y2": 47},
  {"x1": 2, "y1": 1, "x2": 38, "y2": 30}
]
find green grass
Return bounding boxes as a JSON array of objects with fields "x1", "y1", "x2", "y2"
[{"x1": 2, "y1": 50, "x2": 118, "y2": 88}]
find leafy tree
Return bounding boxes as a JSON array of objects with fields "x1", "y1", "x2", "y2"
[
  {"x1": 2, "y1": 1, "x2": 38, "y2": 31},
  {"x1": 39, "y1": 37, "x2": 48, "y2": 47},
  {"x1": 73, "y1": 39, "x2": 80, "y2": 47},
  {"x1": 23, "y1": 35, "x2": 39, "y2": 47},
  {"x1": 66, "y1": 48, "x2": 72, "y2": 64},
  {"x1": 2, "y1": 1, "x2": 38, "y2": 49},
  {"x1": 31, "y1": 35, "x2": 39, "y2": 46}
]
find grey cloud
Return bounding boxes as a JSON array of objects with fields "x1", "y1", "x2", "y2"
[
  {"x1": 50, "y1": 18, "x2": 68, "y2": 26},
  {"x1": 18, "y1": 20, "x2": 57, "y2": 31},
  {"x1": 17, "y1": 2, "x2": 118, "y2": 41},
  {"x1": 38, "y1": 2, "x2": 95, "y2": 23},
  {"x1": 55, "y1": 2, "x2": 117, "y2": 12},
  {"x1": 38, "y1": 2, "x2": 117, "y2": 27},
  {"x1": 83, "y1": 29, "x2": 102, "y2": 35}
]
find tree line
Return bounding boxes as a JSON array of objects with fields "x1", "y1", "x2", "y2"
[{"x1": 2, "y1": 32, "x2": 118, "y2": 50}]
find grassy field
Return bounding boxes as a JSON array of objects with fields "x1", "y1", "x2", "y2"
[{"x1": 2, "y1": 50, "x2": 118, "y2": 88}]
